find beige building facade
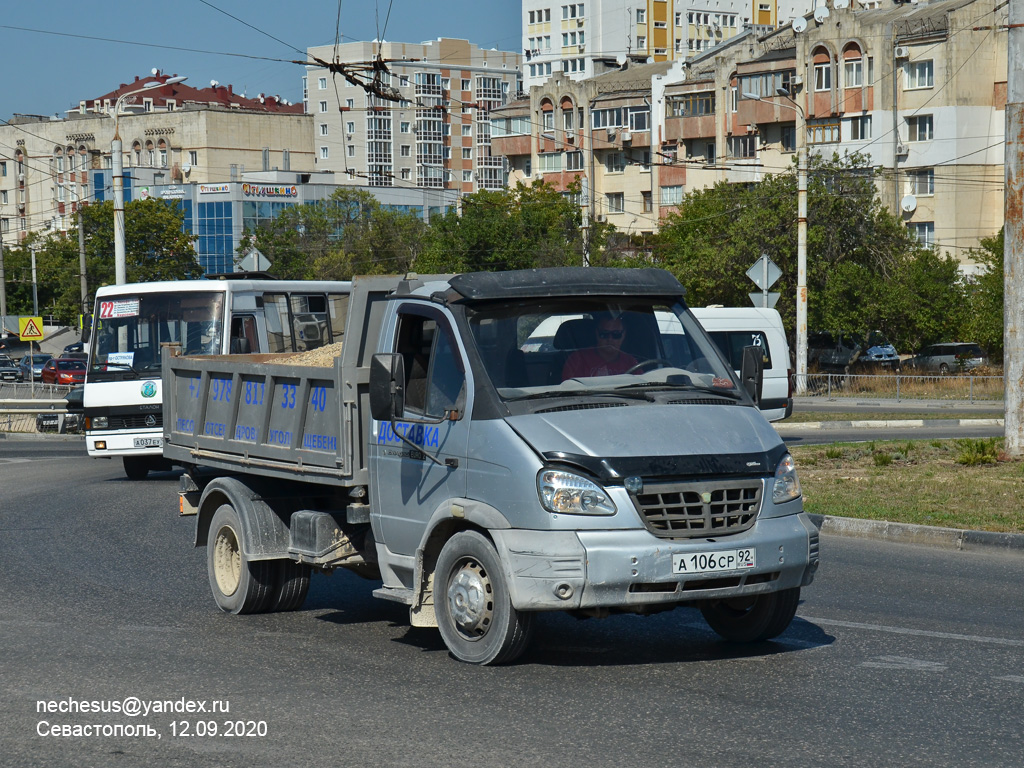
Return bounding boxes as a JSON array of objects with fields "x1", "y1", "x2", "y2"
[{"x1": 304, "y1": 38, "x2": 521, "y2": 193}]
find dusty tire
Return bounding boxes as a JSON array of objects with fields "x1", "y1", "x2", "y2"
[
  {"x1": 207, "y1": 504, "x2": 274, "y2": 615},
  {"x1": 435, "y1": 531, "x2": 534, "y2": 665},
  {"x1": 123, "y1": 456, "x2": 149, "y2": 480},
  {"x1": 269, "y1": 560, "x2": 311, "y2": 612},
  {"x1": 701, "y1": 587, "x2": 800, "y2": 643},
  {"x1": 939, "y1": 363, "x2": 950, "y2": 375}
]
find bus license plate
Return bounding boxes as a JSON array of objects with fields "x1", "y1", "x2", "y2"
[
  {"x1": 672, "y1": 549, "x2": 755, "y2": 574},
  {"x1": 133, "y1": 437, "x2": 163, "y2": 448}
]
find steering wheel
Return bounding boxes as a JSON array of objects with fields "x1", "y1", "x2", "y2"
[{"x1": 625, "y1": 358, "x2": 673, "y2": 374}]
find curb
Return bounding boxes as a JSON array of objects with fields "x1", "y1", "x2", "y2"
[
  {"x1": 807, "y1": 513, "x2": 1024, "y2": 555},
  {"x1": 777, "y1": 418, "x2": 1004, "y2": 431}
]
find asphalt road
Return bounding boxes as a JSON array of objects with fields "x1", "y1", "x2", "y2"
[{"x1": 1, "y1": 438, "x2": 1022, "y2": 767}]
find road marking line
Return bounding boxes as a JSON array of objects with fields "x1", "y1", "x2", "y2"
[
  {"x1": 861, "y1": 655, "x2": 946, "y2": 671},
  {"x1": 802, "y1": 616, "x2": 1024, "y2": 647},
  {"x1": 994, "y1": 675, "x2": 1024, "y2": 683}
]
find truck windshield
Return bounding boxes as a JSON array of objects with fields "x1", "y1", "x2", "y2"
[
  {"x1": 465, "y1": 299, "x2": 742, "y2": 401},
  {"x1": 88, "y1": 292, "x2": 226, "y2": 380}
]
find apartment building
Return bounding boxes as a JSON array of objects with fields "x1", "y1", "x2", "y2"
[
  {"x1": 304, "y1": 38, "x2": 521, "y2": 193},
  {"x1": 499, "y1": 0, "x2": 1007, "y2": 265},
  {"x1": 521, "y1": 0, "x2": 814, "y2": 90},
  {"x1": 0, "y1": 72, "x2": 313, "y2": 271}
]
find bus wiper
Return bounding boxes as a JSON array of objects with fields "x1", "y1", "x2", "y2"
[{"x1": 99, "y1": 361, "x2": 142, "y2": 377}]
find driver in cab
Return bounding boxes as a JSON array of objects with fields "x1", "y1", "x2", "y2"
[{"x1": 562, "y1": 314, "x2": 638, "y2": 380}]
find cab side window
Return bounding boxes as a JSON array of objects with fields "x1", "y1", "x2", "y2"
[{"x1": 395, "y1": 312, "x2": 465, "y2": 418}]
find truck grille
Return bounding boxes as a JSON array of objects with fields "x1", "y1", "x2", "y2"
[{"x1": 630, "y1": 478, "x2": 763, "y2": 538}]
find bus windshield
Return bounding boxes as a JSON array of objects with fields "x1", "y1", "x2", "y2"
[{"x1": 89, "y1": 292, "x2": 225, "y2": 379}]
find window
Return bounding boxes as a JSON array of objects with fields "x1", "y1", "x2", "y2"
[
  {"x1": 604, "y1": 153, "x2": 625, "y2": 173},
  {"x1": 637, "y1": 8, "x2": 646, "y2": 22},
  {"x1": 401, "y1": 168, "x2": 411, "y2": 180},
  {"x1": 669, "y1": 92, "x2": 715, "y2": 117},
  {"x1": 739, "y1": 71, "x2": 793, "y2": 99},
  {"x1": 539, "y1": 153, "x2": 562, "y2": 172},
  {"x1": 781, "y1": 124, "x2": 796, "y2": 152},
  {"x1": 908, "y1": 221, "x2": 935, "y2": 247},
  {"x1": 661, "y1": 185, "x2": 683, "y2": 205},
  {"x1": 188, "y1": 150, "x2": 198, "y2": 166},
  {"x1": 401, "y1": 121, "x2": 411, "y2": 133},
  {"x1": 320, "y1": 146, "x2": 330, "y2": 159},
  {"x1": 347, "y1": 145, "x2": 355, "y2": 157},
  {"x1": 319, "y1": 100, "x2": 328, "y2": 113},
  {"x1": 909, "y1": 169, "x2": 935, "y2": 196},
  {"x1": 844, "y1": 59, "x2": 863, "y2": 88},
  {"x1": 807, "y1": 119, "x2": 841, "y2": 144},
  {"x1": 395, "y1": 313, "x2": 465, "y2": 419},
  {"x1": 675, "y1": 12, "x2": 682, "y2": 25},
  {"x1": 463, "y1": 170, "x2": 473, "y2": 182},
  {"x1": 606, "y1": 192, "x2": 625, "y2": 213},
  {"x1": 461, "y1": 79, "x2": 471, "y2": 91},
  {"x1": 0, "y1": 191, "x2": 6, "y2": 204},
  {"x1": 642, "y1": 191, "x2": 652, "y2": 212},
  {"x1": 347, "y1": 121, "x2": 355, "y2": 133},
  {"x1": 627, "y1": 107, "x2": 650, "y2": 131},
  {"x1": 0, "y1": 161, "x2": 5, "y2": 176},
  {"x1": 529, "y1": 10, "x2": 535, "y2": 23},
  {"x1": 401, "y1": 145, "x2": 411, "y2": 157},
  {"x1": 542, "y1": 111, "x2": 554, "y2": 131},
  {"x1": 566, "y1": 151, "x2": 584, "y2": 171},
  {"x1": 637, "y1": 36, "x2": 646, "y2": 48},
  {"x1": 849, "y1": 115, "x2": 872, "y2": 140},
  {"x1": 318, "y1": 77, "x2": 327, "y2": 89},
  {"x1": 907, "y1": 115, "x2": 933, "y2": 142},
  {"x1": 729, "y1": 135, "x2": 756, "y2": 158},
  {"x1": 159, "y1": 149, "x2": 167, "y2": 168},
  {"x1": 462, "y1": 148, "x2": 473, "y2": 160},
  {"x1": 905, "y1": 60, "x2": 934, "y2": 90},
  {"x1": 814, "y1": 62, "x2": 832, "y2": 91},
  {"x1": 320, "y1": 123, "x2": 329, "y2": 136},
  {"x1": 345, "y1": 98, "x2": 355, "y2": 109},
  {"x1": 563, "y1": 109, "x2": 574, "y2": 130}
]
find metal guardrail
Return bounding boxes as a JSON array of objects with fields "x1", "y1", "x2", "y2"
[
  {"x1": 0, "y1": 382, "x2": 79, "y2": 433},
  {"x1": 797, "y1": 373, "x2": 1004, "y2": 403}
]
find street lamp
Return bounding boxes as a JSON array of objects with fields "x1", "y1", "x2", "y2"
[
  {"x1": 109, "y1": 75, "x2": 186, "y2": 285},
  {"x1": 742, "y1": 87, "x2": 808, "y2": 393}
]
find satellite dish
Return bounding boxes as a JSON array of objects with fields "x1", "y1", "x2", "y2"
[
  {"x1": 901, "y1": 194, "x2": 918, "y2": 213},
  {"x1": 210, "y1": 80, "x2": 219, "y2": 88},
  {"x1": 792, "y1": 16, "x2": 808, "y2": 33},
  {"x1": 813, "y1": 6, "x2": 830, "y2": 22},
  {"x1": 182, "y1": 162, "x2": 192, "y2": 174},
  {"x1": 834, "y1": 0, "x2": 850, "y2": 8}
]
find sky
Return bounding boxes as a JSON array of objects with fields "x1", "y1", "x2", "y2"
[{"x1": 0, "y1": 0, "x2": 523, "y2": 119}]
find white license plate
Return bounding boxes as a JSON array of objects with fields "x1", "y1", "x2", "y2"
[
  {"x1": 672, "y1": 548, "x2": 755, "y2": 575},
  {"x1": 133, "y1": 437, "x2": 163, "y2": 448}
]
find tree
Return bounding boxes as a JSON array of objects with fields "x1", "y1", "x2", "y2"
[
  {"x1": 415, "y1": 180, "x2": 593, "y2": 273},
  {"x1": 654, "y1": 152, "x2": 966, "y2": 353},
  {"x1": 239, "y1": 188, "x2": 425, "y2": 279},
  {"x1": 961, "y1": 229, "x2": 1004, "y2": 361}
]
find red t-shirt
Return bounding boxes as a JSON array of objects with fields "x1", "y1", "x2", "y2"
[{"x1": 562, "y1": 348, "x2": 638, "y2": 380}]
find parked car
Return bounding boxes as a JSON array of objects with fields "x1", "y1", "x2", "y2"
[
  {"x1": 808, "y1": 330, "x2": 899, "y2": 372},
  {"x1": 62, "y1": 340, "x2": 84, "y2": 355},
  {"x1": 904, "y1": 342, "x2": 988, "y2": 374},
  {"x1": 18, "y1": 353, "x2": 52, "y2": 382},
  {"x1": 0, "y1": 354, "x2": 22, "y2": 382},
  {"x1": 40, "y1": 357, "x2": 86, "y2": 385}
]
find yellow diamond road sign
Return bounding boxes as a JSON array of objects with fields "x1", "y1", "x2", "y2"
[{"x1": 19, "y1": 317, "x2": 44, "y2": 341}]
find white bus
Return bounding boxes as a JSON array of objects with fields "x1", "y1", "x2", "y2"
[{"x1": 84, "y1": 277, "x2": 352, "y2": 479}]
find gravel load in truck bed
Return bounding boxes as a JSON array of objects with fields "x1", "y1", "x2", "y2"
[{"x1": 283, "y1": 342, "x2": 344, "y2": 367}]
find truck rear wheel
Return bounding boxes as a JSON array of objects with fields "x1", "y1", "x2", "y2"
[
  {"x1": 207, "y1": 504, "x2": 273, "y2": 614},
  {"x1": 435, "y1": 531, "x2": 534, "y2": 665},
  {"x1": 700, "y1": 587, "x2": 800, "y2": 642},
  {"x1": 270, "y1": 560, "x2": 311, "y2": 612}
]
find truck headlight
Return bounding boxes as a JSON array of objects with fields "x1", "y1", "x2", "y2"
[
  {"x1": 91, "y1": 416, "x2": 108, "y2": 429},
  {"x1": 537, "y1": 469, "x2": 617, "y2": 516},
  {"x1": 773, "y1": 452, "x2": 801, "y2": 504}
]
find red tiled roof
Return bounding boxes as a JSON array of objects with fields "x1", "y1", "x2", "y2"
[{"x1": 90, "y1": 72, "x2": 303, "y2": 114}]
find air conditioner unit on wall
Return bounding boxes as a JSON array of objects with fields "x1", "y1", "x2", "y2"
[
  {"x1": 896, "y1": 142, "x2": 908, "y2": 156},
  {"x1": 894, "y1": 46, "x2": 910, "y2": 58}
]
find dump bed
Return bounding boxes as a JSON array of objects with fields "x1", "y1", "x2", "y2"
[{"x1": 162, "y1": 275, "x2": 404, "y2": 486}]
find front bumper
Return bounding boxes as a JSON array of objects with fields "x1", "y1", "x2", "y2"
[
  {"x1": 86, "y1": 430, "x2": 164, "y2": 458},
  {"x1": 491, "y1": 512, "x2": 819, "y2": 612}
]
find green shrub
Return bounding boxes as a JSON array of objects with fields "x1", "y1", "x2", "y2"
[
  {"x1": 873, "y1": 452, "x2": 893, "y2": 467},
  {"x1": 825, "y1": 446, "x2": 843, "y2": 460},
  {"x1": 956, "y1": 437, "x2": 1000, "y2": 466}
]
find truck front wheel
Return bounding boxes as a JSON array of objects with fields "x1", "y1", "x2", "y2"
[
  {"x1": 700, "y1": 587, "x2": 800, "y2": 642},
  {"x1": 435, "y1": 531, "x2": 534, "y2": 665},
  {"x1": 207, "y1": 504, "x2": 273, "y2": 614},
  {"x1": 123, "y1": 456, "x2": 149, "y2": 480}
]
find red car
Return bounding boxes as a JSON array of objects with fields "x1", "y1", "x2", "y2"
[{"x1": 40, "y1": 357, "x2": 86, "y2": 385}]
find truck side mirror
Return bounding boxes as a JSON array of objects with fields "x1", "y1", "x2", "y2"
[
  {"x1": 369, "y1": 353, "x2": 406, "y2": 421},
  {"x1": 740, "y1": 345, "x2": 764, "y2": 405}
]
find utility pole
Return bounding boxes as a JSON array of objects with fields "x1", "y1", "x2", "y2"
[
  {"x1": 0, "y1": 223, "x2": 7, "y2": 329},
  {"x1": 77, "y1": 208, "x2": 88, "y2": 328},
  {"x1": 1005, "y1": 0, "x2": 1024, "y2": 454}
]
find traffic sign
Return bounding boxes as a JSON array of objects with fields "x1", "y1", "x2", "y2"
[
  {"x1": 746, "y1": 254, "x2": 782, "y2": 291},
  {"x1": 19, "y1": 316, "x2": 44, "y2": 341},
  {"x1": 749, "y1": 292, "x2": 780, "y2": 309}
]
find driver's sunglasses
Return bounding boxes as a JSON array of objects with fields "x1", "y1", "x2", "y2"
[{"x1": 597, "y1": 330, "x2": 624, "y2": 340}]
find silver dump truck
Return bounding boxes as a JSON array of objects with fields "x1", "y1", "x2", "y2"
[{"x1": 164, "y1": 268, "x2": 819, "y2": 664}]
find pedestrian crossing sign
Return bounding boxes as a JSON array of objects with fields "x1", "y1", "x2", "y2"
[{"x1": 19, "y1": 316, "x2": 44, "y2": 341}]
